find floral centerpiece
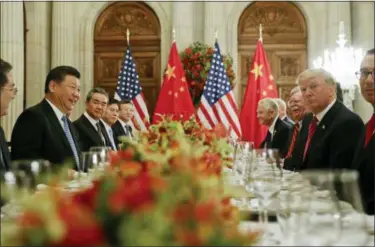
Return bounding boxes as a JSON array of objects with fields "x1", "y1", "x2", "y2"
[
  {"x1": 0, "y1": 118, "x2": 260, "y2": 246},
  {"x1": 180, "y1": 42, "x2": 236, "y2": 106}
]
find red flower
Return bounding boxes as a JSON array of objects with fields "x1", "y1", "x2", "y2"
[
  {"x1": 52, "y1": 199, "x2": 105, "y2": 247},
  {"x1": 71, "y1": 179, "x2": 102, "y2": 210},
  {"x1": 194, "y1": 201, "x2": 215, "y2": 223}
]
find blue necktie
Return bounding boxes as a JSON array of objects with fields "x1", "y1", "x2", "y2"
[
  {"x1": 108, "y1": 129, "x2": 117, "y2": 151},
  {"x1": 61, "y1": 116, "x2": 80, "y2": 168}
]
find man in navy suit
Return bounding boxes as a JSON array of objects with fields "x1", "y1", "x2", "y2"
[
  {"x1": 353, "y1": 48, "x2": 374, "y2": 215},
  {"x1": 0, "y1": 59, "x2": 16, "y2": 172},
  {"x1": 258, "y1": 98, "x2": 292, "y2": 158},
  {"x1": 297, "y1": 68, "x2": 364, "y2": 170},
  {"x1": 11, "y1": 66, "x2": 82, "y2": 169}
]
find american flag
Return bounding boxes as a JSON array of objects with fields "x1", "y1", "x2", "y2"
[
  {"x1": 197, "y1": 42, "x2": 242, "y2": 139},
  {"x1": 114, "y1": 47, "x2": 150, "y2": 130}
]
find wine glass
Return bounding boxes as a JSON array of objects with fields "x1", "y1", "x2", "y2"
[
  {"x1": 246, "y1": 149, "x2": 283, "y2": 245},
  {"x1": 231, "y1": 141, "x2": 254, "y2": 208},
  {"x1": 90, "y1": 146, "x2": 112, "y2": 169},
  {"x1": 295, "y1": 169, "x2": 369, "y2": 246},
  {"x1": 11, "y1": 159, "x2": 52, "y2": 188}
]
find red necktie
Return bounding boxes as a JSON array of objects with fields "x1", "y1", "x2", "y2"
[
  {"x1": 364, "y1": 114, "x2": 375, "y2": 147},
  {"x1": 303, "y1": 117, "x2": 318, "y2": 160},
  {"x1": 285, "y1": 122, "x2": 300, "y2": 159}
]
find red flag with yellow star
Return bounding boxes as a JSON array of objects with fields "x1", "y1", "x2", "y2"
[
  {"x1": 152, "y1": 42, "x2": 195, "y2": 124},
  {"x1": 239, "y1": 39, "x2": 278, "y2": 147}
]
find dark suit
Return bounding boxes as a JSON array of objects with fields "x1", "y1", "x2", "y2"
[
  {"x1": 112, "y1": 120, "x2": 126, "y2": 147},
  {"x1": 260, "y1": 118, "x2": 292, "y2": 158},
  {"x1": 353, "y1": 118, "x2": 374, "y2": 215},
  {"x1": 302, "y1": 101, "x2": 365, "y2": 170},
  {"x1": 73, "y1": 114, "x2": 107, "y2": 152},
  {"x1": 283, "y1": 113, "x2": 313, "y2": 171},
  {"x1": 11, "y1": 99, "x2": 81, "y2": 169},
  {"x1": 0, "y1": 126, "x2": 11, "y2": 171}
]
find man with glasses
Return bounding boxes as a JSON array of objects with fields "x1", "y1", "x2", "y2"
[
  {"x1": 297, "y1": 68, "x2": 364, "y2": 170},
  {"x1": 353, "y1": 48, "x2": 374, "y2": 215},
  {"x1": 112, "y1": 100, "x2": 137, "y2": 144},
  {"x1": 73, "y1": 88, "x2": 110, "y2": 152},
  {"x1": 11, "y1": 66, "x2": 82, "y2": 169},
  {"x1": 0, "y1": 59, "x2": 16, "y2": 171}
]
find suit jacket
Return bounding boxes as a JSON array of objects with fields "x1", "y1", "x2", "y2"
[
  {"x1": 0, "y1": 126, "x2": 11, "y2": 172},
  {"x1": 283, "y1": 113, "x2": 313, "y2": 171},
  {"x1": 352, "y1": 119, "x2": 374, "y2": 215},
  {"x1": 302, "y1": 101, "x2": 365, "y2": 170},
  {"x1": 73, "y1": 114, "x2": 107, "y2": 152},
  {"x1": 112, "y1": 120, "x2": 126, "y2": 147},
  {"x1": 260, "y1": 118, "x2": 292, "y2": 158},
  {"x1": 11, "y1": 99, "x2": 81, "y2": 169}
]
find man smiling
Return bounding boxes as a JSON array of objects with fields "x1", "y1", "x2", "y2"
[{"x1": 11, "y1": 66, "x2": 82, "y2": 169}]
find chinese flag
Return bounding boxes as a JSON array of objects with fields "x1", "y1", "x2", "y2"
[
  {"x1": 152, "y1": 42, "x2": 195, "y2": 124},
  {"x1": 239, "y1": 39, "x2": 278, "y2": 147}
]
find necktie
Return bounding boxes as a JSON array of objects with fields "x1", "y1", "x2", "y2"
[
  {"x1": 285, "y1": 122, "x2": 300, "y2": 159},
  {"x1": 364, "y1": 114, "x2": 375, "y2": 147},
  {"x1": 303, "y1": 116, "x2": 318, "y2": 160},
  {"x1": 96, "y1": 122, "x2": 106, "y2": 146},
  {"x1": 125, "y1": 124, "x2": 133, "y2": 137},
  {"x1": 61, "y1": 116, "x2": 80, "y2": 168},
  {"x1": 108, "y1": 129, "x2": 117, "y2": 151},
  {"x1": 0, "y1": 147, "x2": 6, "y2": 170}
]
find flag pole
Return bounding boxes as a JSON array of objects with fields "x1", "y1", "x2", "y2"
[
  {"x1": 259, "y1": 24, "x2": 263, "y2": 42},
  {"x1": 215, "y1": 28, "x2": 218, "y2": 43},
  {"x1": 172, "y1": 27, "x2": 176, "y2": 43},
  {"x1": 126, "y1": 28, "x2": 130, "y2": 46}
]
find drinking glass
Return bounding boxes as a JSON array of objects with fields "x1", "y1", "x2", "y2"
[
  {"x1": 90, "y1": 146, "x2": 112, "y2": 169},
  {"x1": 247, "y1": 149, "x2": 283, "y2": 244}
]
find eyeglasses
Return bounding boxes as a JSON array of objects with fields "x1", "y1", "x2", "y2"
[
  {"x1": 355, "y1": 70, "x2": 374, "y2": 80},
  {"x1": 2, "y1": 86, "x2": 18, "y2": 95}
]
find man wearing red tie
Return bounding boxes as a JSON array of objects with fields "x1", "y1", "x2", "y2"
[
  {"x1": 297, "y1": 68, "x2": 364, "y2": 170},
  {"x1": 353, "y1": 48, "x2": 374, "y2": 215}
]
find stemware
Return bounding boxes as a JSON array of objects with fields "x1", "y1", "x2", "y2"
[
  {"x1": 295, "y1": 169, "x2": 370, "y2": 246},
  {"x1": 90, "y1": 146, "x2": 112, "y2": 169}
]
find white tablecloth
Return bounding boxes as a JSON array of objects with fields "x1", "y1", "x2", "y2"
[{"x1": 239, "y1": 214, "x2": 375, "y2": 246}]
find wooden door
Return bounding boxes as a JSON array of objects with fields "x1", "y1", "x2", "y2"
[
  {"x1": 94, "y1": 2, "x2": 161, "y2": 117},
  {"x1": 238, "y1": 1, "x2": 307, "y2": 107}
]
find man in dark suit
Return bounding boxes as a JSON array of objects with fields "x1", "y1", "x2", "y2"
[
  {"x1": 352, "y1": 48, "x2": 374, "y2": 215},
  {"x1": 283, "y1": 86, "x2": 312, "y2": 171},
  {"x1": 112, "y1": 100, "x2": 137, "y2": 145},
  {"x1": 275, "y1": 98, "x2": 294, "y2": 127},
  {"x1": 258, "y1": 98, "x2": 292, "y2": 158},
  {"x1": 11, "y1": 66, "x2": 81, "y2": 169},
  {"x1": 73, "y1": 88, "x2": 110, "y2": 152},
  {"x1": 297, "y1": 68, "x2": 364, "y2": 170},
  {"x1": 0, "y1": 59, "x2": 16, "y2": 172},
  {"x1": 101, "y1": 98, "x2": 120, "y2": 151}
]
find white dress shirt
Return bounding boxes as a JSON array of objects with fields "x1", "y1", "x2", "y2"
[{"x1": 45, "y1": 99, "x2": 65, "y2": 129}]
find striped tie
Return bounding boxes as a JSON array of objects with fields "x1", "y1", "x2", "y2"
[
  {"x1": 61, "y1": 116, "x2": 80, "y2": 168},
  {"x1": 285, "y1": 122, "x2": 300, "y2": 159},
  {"x1": 303, "y1": 117, "x2": 318, "y2": 160}
]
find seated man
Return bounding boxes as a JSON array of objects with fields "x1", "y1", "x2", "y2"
[
  {"x1": 112, "y1": 100, "x2": 137, "y2": 145},
  {"x1": 258, "y1": 98, "x2": 292, "y2": 158},
  {"x1": 73, "y1": 88, "x2": 110, "y2": 152},
  {"x1": 275, "y1": 98, "x2": 294, "y2": 126},
  {"x1": 0, "y1": 59, "x2": 16, "y2": 172},
  {"x1": 352, "y1": 48, "x2": 374, "y2": 215},
  {"x1": 297, "y1": 68, "x2": 364, "y2": 170},
  {"x1": 283, "y1": 86, "x2": 312, "y2": 171},
  {"x1": 11, "y1": 66, "x2": 81, "y2": 169},
  {"x1": 100, "y1": 98, "x2": 120, "y2": 151}
]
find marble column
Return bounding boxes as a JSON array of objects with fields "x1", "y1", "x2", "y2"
[
  {"x1": 24, "y1": 2, "x2": 51, "y2": 107},
  {"x1": 204, "y1": 2, "x2": 227, "y2": 52},
  {"x1": 172, "y1": 2, "x2": 194, "y2": 51},
  {"x1": 0, "y1": 2, "x2": 24, "y2": 139},
  {"x1": 51, "y1": 2, "x2": 75, "y2": 67},
  {"x1": 351, "y1": 1, "x2": 374, "y2": 122},
  {"x1": 326, "y1": 2, "x2": 352, "y2": 49}
]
